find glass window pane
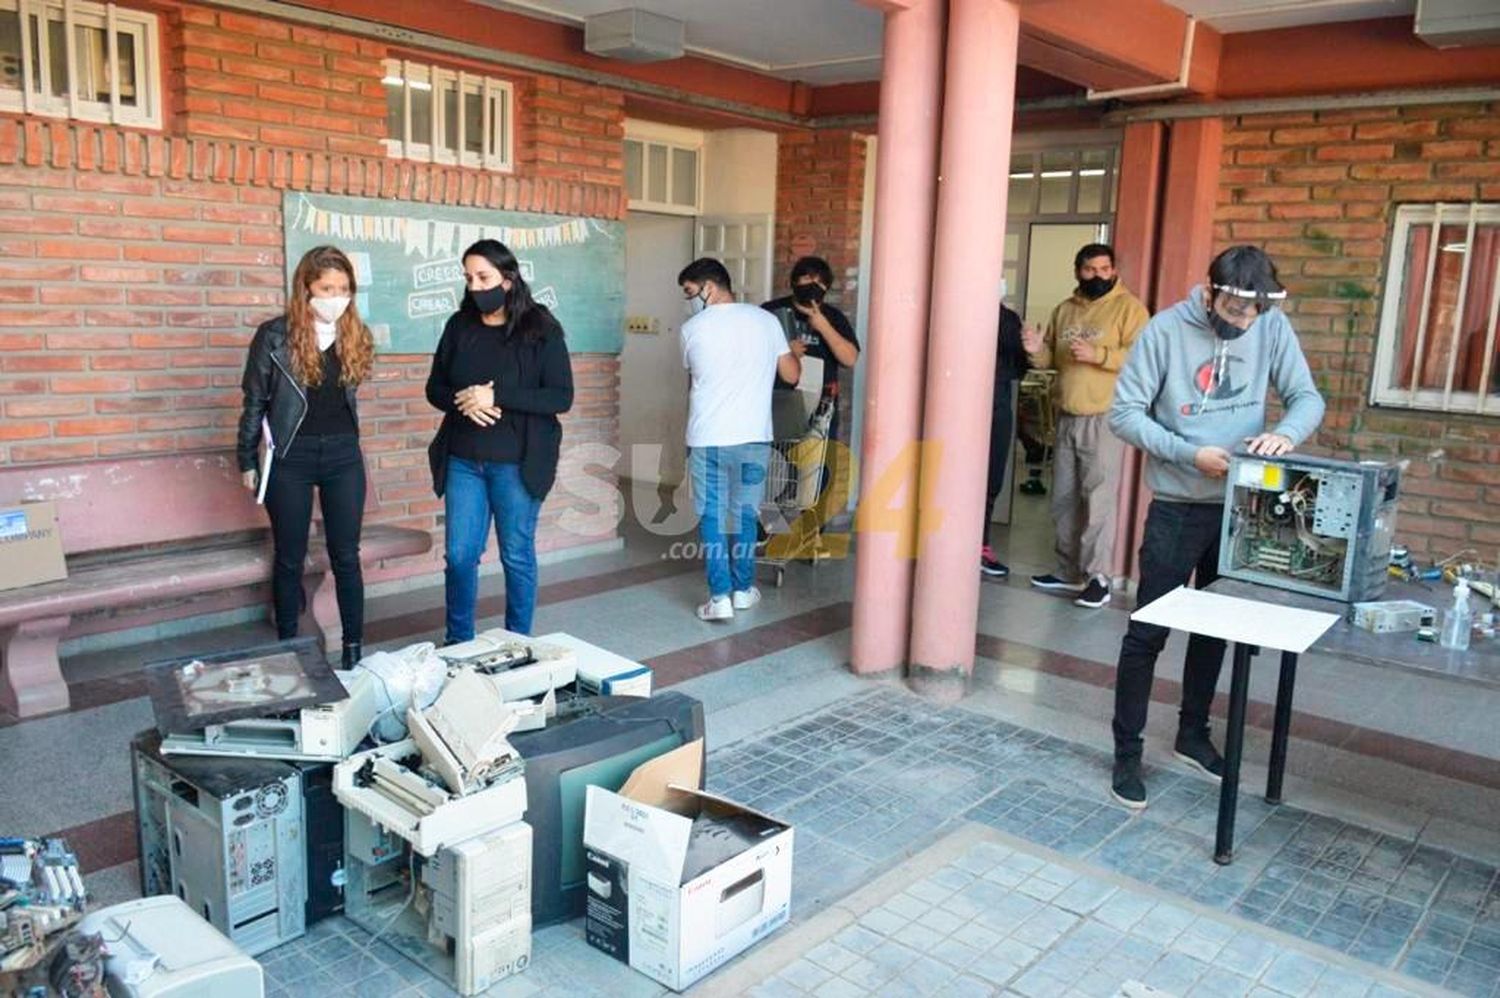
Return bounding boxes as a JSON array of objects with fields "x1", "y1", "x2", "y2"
[
  {"x1": 723, "y1": 224, "x2": 744, "y2": 251},
  {"x1": 646, "y1": 143, "x2": 667, "y2": 203},
  {"x1": 0, "y1": 14, "x2": 20, "y2": 91},
  {"x1": 1008, "y1": 153, "x2": 1035, "y2": 216},
  {"x1": 442, "y1": 83, "x2": 459, "y2": 153},
  {"x1": 497, "y1": 91, "x2": 509, "y2": 163},
  {"x1": 624, "y1": 139, "x2": 643, "y2": 200},
  {"x1": 699, "y1": 225, "x2": 722, "y2": 254},
  {"x1": 670, "y1": 148, "x2": 696, "y2": 207},
  {"x1": 114, "y1": 29, "x2": 137, "y2": 106},
  {"x1": 1455, "y1": 224, "x2": 1499, "y2": 395},
  {"x1": 410, "y1": 81, "x2": 432, "y2": 147},
  {"x1": 1038, "y1": 152, "x2": 1073, "y2": 214},
  {"x1": 384, "y1": 75, "x2": 403, "y2": 143},
  {"x1": 45, "y1": 17, "x2": 64, "y2": 97},
  {"x1": 463, "y1": 89, "x2": 484, "y2": 156},
  {"x1": 1077, "y1": 149, "x2": 1109, "y2": 214},
  {"x1": 746, "y1": 223, "x2": 766, "y2": 255}
]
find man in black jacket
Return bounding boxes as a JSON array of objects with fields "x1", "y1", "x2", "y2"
[{"x1": 982, "y1": 302, "x2": 1030, "y2": 577}]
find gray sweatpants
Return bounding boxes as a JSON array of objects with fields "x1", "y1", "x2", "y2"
[{"x1": 1050, "y1": 412, "x2": 1125, "y2": 583}]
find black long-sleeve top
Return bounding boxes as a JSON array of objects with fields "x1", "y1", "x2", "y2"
[{"x1": 425, "y1": 305, "x2": 574, "y2": 500}]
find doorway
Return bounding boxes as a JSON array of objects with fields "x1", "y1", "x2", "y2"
[{"x1": 990, "y1": 135, "x2": 1120, "y2": 570}]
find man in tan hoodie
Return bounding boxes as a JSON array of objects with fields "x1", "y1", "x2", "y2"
[{"x1": 1022, "y1": 243, "x2": 1149, "y2": 609}]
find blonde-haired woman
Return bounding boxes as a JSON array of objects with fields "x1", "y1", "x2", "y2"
[{"x1": 237, "y1": 245, "x2": 375, "y2": 667}]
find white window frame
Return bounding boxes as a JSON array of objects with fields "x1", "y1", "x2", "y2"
[
  {"x1": 382, "y1": 57, "x2": 513, "y2": 173},
  {"x1": 0, "y1": 0, "x2": 160, "y2": 129},
  {"x1": 624, "y1": 119, "x2": 703, "y2": 216},
  {"x1": 1372, "y1": 202, "x2": 1500, "y2": 416}
]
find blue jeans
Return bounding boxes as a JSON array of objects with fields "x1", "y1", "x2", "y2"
[
  {"x1": 689, "y1": 443, "x2": 769, "y2": 599},
  {"x1": 444, "y1": 457, "x2": 542, "y2": 640}
]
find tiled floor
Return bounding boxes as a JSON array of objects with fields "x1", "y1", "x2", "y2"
[
  {"x1": 735, "y1": 830, "x2": 1432, "y2": 998},
  {"x1": 705, "y1": 687, "x2": 1500, "y2": 997}
]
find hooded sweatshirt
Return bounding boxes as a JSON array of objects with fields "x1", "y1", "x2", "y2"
[
  {"x1": 1109, "y1": 285, "x2": 1326, "y2": 504},
  {"x1": 1031, "y1": 281, "x2": 1149, "y2": 416}
]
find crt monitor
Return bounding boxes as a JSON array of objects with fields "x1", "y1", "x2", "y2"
[{"x1": 511, "y1": 690, "x2": 705, "y2": 926}]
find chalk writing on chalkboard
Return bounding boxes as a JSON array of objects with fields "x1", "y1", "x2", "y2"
[{"x1": 283, "y1": 192, "x2": 626, "y2": 356}]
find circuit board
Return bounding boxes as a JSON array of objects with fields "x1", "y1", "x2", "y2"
[{"x1": 1224, "y1": 462, "x2": 1364, "y2": 594}]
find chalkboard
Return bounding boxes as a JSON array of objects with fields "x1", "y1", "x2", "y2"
[{"x1": 283, "y1": 192, "x2": 625, "y2": 355}]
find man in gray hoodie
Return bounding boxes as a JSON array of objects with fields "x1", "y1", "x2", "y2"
[{"x1": 1107, "y1": 246, "x2": 1326, "y2": 809}]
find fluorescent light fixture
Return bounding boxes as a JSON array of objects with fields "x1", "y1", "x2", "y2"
[
  {"x1": 1008, "y1": 172, "x2": 1034, "y2": 179},
  {"x1": 1040, "y1": 170, "x2": 1072, "y2": 178},
  {"x1": 1079, "y1": 169, "x2": 1107, "y2": 177},
  {"x1": 1440, "y1": 242, "x2": 1468, "y2": 253}
]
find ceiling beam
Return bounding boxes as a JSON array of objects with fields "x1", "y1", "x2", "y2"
[{"x1": 1018, "y1": 0, "x2": 1220, "y2": 94}]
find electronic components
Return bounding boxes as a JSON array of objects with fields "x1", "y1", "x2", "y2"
[
  {"x1": 1350, "y1": 600, "x2": 1435, "y2": 634},
  {"x1": 1220, "y1": 453, "x2": 1402, "y2": 602}
]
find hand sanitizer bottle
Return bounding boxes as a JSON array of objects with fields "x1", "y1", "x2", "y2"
[{"x1": 1440, "y1": 576, "x2": 1473, "y2": 652}]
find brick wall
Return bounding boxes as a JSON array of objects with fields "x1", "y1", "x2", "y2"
[
  {"x1": 1215, "y1": 101, "x2": 1500, "y2": 558},
  {"x1": 0, "y1": 1, "x2": 628, "y2": 638},
  {"x1": 774, "y1": 128, "x2": 868, "y2": 443}
]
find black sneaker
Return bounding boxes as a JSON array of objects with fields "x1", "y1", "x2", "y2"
[
  {"x1": 1075, "y1": 578, "x2": 1112, "y2": 608},
  {"x1": 1111, "y1": 758, "x2": 1147, "y2": 810},
  {"x1": 1174, "y1": 728, "x2": 1225, "y2": 781},
  {"x1": 1019, "y1": 477, "x2": 1047, "y2": 496},
  {"x1": 1031, "y1": 574, "x2": 1086, "y2": 593},
  {"x1": 980, "y1": 546, "x2": 1009, "y2": 577}
]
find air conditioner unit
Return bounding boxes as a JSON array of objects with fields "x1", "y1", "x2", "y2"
[
  {"x1": 1415, "y1": 0, "x2": 1500, "y2": 47},
  {"x1": 584, "y1": 8, "x2": 685, "y2": 63}
]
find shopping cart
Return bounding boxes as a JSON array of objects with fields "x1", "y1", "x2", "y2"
[{"x1": 757, "y1": 403, "x2": 835, "y2": 588}]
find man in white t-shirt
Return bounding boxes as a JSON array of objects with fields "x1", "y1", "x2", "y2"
[{"x1": 679, "y1": 257, "x2": 801, "y2": 621}]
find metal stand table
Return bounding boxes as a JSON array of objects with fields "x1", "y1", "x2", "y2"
[{"x1": 1130, "y1": 585, "x2": 1340, "y2": 865}]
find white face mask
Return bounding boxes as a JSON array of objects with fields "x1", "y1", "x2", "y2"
[
  {"x1": 310, "y1": 295, "x2": 351, "y2": 324},
  {"x1": 683, "y1": 285, "x2": 711, "y2": 318}
]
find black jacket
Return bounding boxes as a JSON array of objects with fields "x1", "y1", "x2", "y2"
[
  {"x1": 426, "y1": 305, "x2": 574, "y2": 502},
  {"x1": 997, "y1": 304, "x2": 1029, "y2": 385},
  {"x1": 236, "y1": 316, "x2": 360, "y2": 472}
]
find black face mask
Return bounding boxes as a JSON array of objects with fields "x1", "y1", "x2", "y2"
[
  {"x1": 1078, "y1": 276, "x2": 1116, "y2": 300},
  {"x1": 471, "y1": 285, "x2": 508, "y2": 315},
  {"x1": 793, "y1": 283, "x2": 826, "y2": 305},
  {"x1": 1208, "y1": 310, "x2": 1250, "y2": 341}
]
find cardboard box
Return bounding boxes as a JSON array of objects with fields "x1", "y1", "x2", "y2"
[
  {"x1": 583, "y1": 741, "x2": 793, "y2": 991},
  {"x1": 0, "y1": 501, "x2": 67, "y2": 592},
  {"x1": 537, "y1": 631, "x2": 653, "y2": 697}
]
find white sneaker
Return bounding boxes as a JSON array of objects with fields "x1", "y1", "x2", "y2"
[
  {"x1": 697, "y1": 596, "x2": 733, "y2": 622},
  {"x1": 732, "y1": 587, "x2": 761, "y2": 611}
]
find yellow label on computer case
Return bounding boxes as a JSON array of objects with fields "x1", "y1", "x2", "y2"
[{"x1": 1262, "y1": 464, "x2": 1285, "y2": 490}]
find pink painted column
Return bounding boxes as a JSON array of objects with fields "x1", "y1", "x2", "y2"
[
  {"x1": 849, "y1": 0, "x2": 945, "y2": 677},
  {"x1": 907, "y1": 0, "x2": 1020, "y2": 699}
]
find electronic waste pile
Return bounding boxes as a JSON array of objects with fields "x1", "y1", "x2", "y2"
[{"x1": 9, "y1": 625, "x2": 794, "y2": 997}]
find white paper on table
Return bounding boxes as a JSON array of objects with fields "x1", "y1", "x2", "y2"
[
  {"x1": 255, "y1": 416, "x2": 274, "y2": 505},
  {"x1": 1130, "y1": 586, "x2": 1339, "y2": 654}
]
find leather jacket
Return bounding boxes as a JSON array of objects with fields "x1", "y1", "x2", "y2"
[{"x1": 236, "y1": 316, "x2": 360, "y2": 472}]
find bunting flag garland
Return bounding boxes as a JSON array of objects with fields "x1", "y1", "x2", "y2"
[{"x1": 290, "y1": 195, "x2": 595, "y2": 258}]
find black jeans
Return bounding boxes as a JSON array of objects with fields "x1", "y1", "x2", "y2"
[
  {"x1": 1112, "y1": 499, "x2": 1227, "y2": 761},
  {"x1": 983, "y1": 380, "x2": 1015, "y2": 545},
  {"x1": 264, "y1": 433, "x2": 365, "y2": 644}
]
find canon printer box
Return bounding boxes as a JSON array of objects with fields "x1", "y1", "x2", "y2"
[{"x1": 583, "y1": 741, "x2": 793, "y2": 991}]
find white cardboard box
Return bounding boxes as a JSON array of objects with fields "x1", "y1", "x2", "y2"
[{"x1": 583, "y1": 741, "x2": 793, "y2": 991}]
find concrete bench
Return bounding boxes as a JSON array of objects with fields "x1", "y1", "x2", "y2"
[{"x1": 0, "y1": 452, "x2": 431, "y2": 718}]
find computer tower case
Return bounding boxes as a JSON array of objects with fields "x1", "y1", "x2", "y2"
[
  {"x1": 1219, "y1": 452, "x2": 1402, "y2": 602},
  {"x1": 131, "y1": 729, "x2": 306, "y2": 956}
]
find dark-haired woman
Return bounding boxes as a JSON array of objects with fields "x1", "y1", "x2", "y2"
[
  {"x1": 427, "y1": 240, "x2": 574, "y2": 639},
  {"x1": 237, "y1": 245, "x2": 375, "y2": 666}
]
